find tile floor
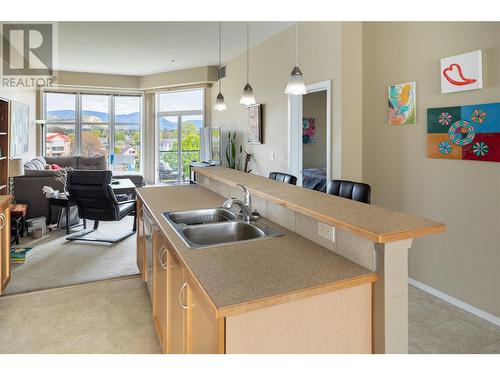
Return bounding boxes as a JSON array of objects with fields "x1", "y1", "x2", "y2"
[
  {"x1": 0, "y1": 278, "x2": 498, "y2": 354},
  {"x1": 408, "y1": 285, "x2": 500, "y2": 354}
]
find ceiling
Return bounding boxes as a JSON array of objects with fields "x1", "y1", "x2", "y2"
[{"x1": 57, "y1": 22, "x2": 293, "y2": 76}]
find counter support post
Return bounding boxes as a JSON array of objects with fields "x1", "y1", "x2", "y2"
[{"x1": 373, "y1": 239, "x2": 412, "y2": 354}]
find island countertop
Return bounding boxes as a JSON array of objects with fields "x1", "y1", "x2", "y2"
[
  {"x1": 193, "y1": 167, "x2": 446, "y2": 243},
  {"x1": 136, "y1": 185, "x2": 377, "y2": 317}
]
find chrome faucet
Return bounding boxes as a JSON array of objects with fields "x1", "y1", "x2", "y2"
[{"x1": 223, "y1": 184, "x2": 253, "y2": 222}]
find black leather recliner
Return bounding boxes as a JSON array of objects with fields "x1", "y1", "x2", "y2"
[
  {"x1": 66, "y1": 170, "x2": 136, "y2": 243},
  {"x1": 326, "y1": 180, "x2": 371, "y2": 204},
  {"x1": 268, "y1": 172, "x2": 297, "y2": 185}
]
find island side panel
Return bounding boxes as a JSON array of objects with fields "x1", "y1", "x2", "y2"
[
  {"x1": 225, "y1": 283, "x2": 372, "y2": 354},
  {"x1": 373, "y1": 239, "x2": 412, "y2": 354}
]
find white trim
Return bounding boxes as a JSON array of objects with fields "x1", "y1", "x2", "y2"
[
  {"x1": 408, "y1": 277, "x2": 500, "y2": 327},
  {"x1": 287, "y1": 80, "x2": 336, "y2": 186}
]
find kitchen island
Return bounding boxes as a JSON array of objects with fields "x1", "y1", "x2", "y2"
[
  {"x1": 193, "y1": 167, "x2": 446, "y2": 353},
  {"x1": 137, "y1": 185, "x2": 377, "y2": 354}
]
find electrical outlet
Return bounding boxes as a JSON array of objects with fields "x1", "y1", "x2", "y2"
[
  {"x1": 318, "y1": 221, "x2": 335, "y2": 242},
  {"x1": 270, "y1": 151, "x2": 275, "y2": 160}
]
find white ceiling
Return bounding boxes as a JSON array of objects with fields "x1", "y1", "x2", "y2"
[{"x1": 57, "y1": 22, "x2": 293, "y2": 76}]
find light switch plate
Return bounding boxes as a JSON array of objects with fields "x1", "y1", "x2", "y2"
[{"x1": 318, "y1": 221, "x2": 335, "y2": 242}]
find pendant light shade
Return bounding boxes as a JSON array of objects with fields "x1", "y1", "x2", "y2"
[
  {"x1": 285, "y1": 22, "x2": 306, "y2": 95},
  {"x1": 240, "y1": 83, "x2": 256, "y2": 106},
  {"x1": 285, "y1": 66, "x2": 307, "y2": 95},
  {"x1": 214, "y1": 22, "x2": 227, "y2": 111},
  {"x1": 240, "y1": 22, "x2": 256, "y2": 106},
  {"x1": 214, "y1": 92, "x2": 227, "y2": 111}
]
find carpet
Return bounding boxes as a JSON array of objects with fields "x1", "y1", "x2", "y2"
[{"x1": 4, "y1": 217, "x2": 139, "y2": 295}]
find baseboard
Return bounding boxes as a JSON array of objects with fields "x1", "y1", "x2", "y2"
[{"x1": 408, "y1": 277, "x2": 500, "y2": 328}]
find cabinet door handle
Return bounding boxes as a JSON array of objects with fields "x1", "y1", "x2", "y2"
[
  {"x1": 178, "y1": 282, "x2": 188, "y2": 310},
  {"x1": 157, "y1": 245, "x2": 168, "y2": 270}
]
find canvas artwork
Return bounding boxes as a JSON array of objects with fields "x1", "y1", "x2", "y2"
[
  {"x1": 303, "y1": 118, "x2": 316, "y2": 144},
  {"x1": 440, "y1": 50, "x2": 482, "y2": 94},
  {"x1": 247, "y1": 104, "x2": 262, "y2": 144},
  {"x1": 387, "y1": 81, "x2": 416, "y2": 125},
  {"x1": 427, "y1": 102, "x2": 500, "y2": 162},
  {"x1": 11, "y1": 101, "x2": 30, "y2": 157}
]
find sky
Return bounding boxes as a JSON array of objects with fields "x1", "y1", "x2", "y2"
[{"x1": 46, "y1": 93, "x2": 141, "y2": 115}]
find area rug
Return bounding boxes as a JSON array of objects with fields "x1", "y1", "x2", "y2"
[{"x1": 4, "y1": 217, "x2": 139, "y2": 295}]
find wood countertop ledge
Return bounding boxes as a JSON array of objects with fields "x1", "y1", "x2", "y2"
[
  {"x1": 193, "y1": 167, "x2": 446, "y2": 244},
  {"x1": 137, "y1": 185, "x2": 377, "y2": 318}
]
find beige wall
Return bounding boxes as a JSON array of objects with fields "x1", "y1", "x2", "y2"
[
  {"x1": 363, "y1": 22, "x2": 500, "y2": 317},
  {"x1": 57, "y1": 71, "x2": 140, "y2": 89},
  {"x1": 210, "y1": 22, "x2": 363, "y2": 180},
  {"x1": 303, "y1": 90, "x2": 327, "y2": 169},
  {"x1": 0, "y1": 89, "x2": 37, "y2": 162}
]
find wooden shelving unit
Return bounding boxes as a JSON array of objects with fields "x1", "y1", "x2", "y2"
[{"x1": 0, "y1": 98, "x2": 9, "y2": 196}]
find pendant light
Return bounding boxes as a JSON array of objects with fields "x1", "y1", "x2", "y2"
[
  {"x1": 214, "y1": 22, "x2": 227, "y2": 111},
  {"x1": 285, "y1": 22, "x2": 306, "y2": 95},
  {"x1": 240, "y1": 22, "x2": 256, "y2": 106}
]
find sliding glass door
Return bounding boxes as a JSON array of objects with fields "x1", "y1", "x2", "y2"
[{"x1": 157, "y1": 89, "x2": 204, "y2": 184}]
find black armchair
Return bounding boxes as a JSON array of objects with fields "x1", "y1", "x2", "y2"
[
  {"x1": 66, "y1": 170, "x2": 136, "y2": 243},
  {"x1": 268, "y1": 172, "x2": 297, "y2": 185},
  {"x1": 326, "y1": 180, "x2": 371, "y2": 204}
]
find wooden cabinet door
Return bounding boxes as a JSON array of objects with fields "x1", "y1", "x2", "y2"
[
  {"x1": 166, "y1": 247, "x2": 187, "y2": 354},
  {"x1": 186, "y1": 279, "x2": 223, "y2": 354},
  {"x1": 0, "y1": 202, "x2": 11, "y2": 295},
  {"x1": 152, "y1": 228, "x2": 168, "y2": 353},
  {"x1": 136, "y1": 198, "x2": 146, "y2": 281}
]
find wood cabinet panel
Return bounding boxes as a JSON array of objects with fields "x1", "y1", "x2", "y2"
[
  {"x1": 136, "y1": 198, "x2": 146, "y2": 281},
  {"x1": 225, "y1": 283, "x2": 372, "y2": 354},
  {"x1": 0, "y1": 197, "x2": 11, "y2": 295},
  {"x1": 166, "y1": 247, "x2": 186, "y2": 354},
  {"x1": 152, "y1": 227, "x2": 168, "y2": 352}
]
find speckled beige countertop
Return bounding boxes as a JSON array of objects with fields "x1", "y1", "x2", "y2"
[
  {"x1": 194, "y1": 167, "x2": 447, "y2": 243},
  {"x1": 137, "y1": 185, "x2": 377, "y2": 317}
]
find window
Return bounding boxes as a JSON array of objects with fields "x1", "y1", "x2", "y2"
[
  {"x1": 157, "y1": 89, "x2": 204, "y2": 184},
  {"x1": 44, "y1": 92, "x2": 142, "y2": 172},
  {"x1": 45, "y1": 92, "x2": 76, "y2": 156}
]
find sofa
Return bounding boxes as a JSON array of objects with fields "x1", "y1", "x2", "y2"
[{"x1": 14, "y1": 156, "x2": 144, "y2": 220}]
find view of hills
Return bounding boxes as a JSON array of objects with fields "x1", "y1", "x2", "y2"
[{"x1": 47, "y1": 110, "x2": 203, "y2": 130}]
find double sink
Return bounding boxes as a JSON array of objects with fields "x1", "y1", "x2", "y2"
[{"x1": 162, "y1": 208, "x2": 282, "y2": 249}]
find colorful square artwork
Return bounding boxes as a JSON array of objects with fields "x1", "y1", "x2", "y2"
[
  {"x1": 440, "y1": 50, "x2": 482, "y2": 94},
  {"x1": 387, "y1": 81, "x2": 416, "y2": 125},
  {"x1": 427, "y1": 102, "x2": 500, "y2": 162},
  {"x1": 303, "y1": 118, "x2": 316, "y2": 144}
]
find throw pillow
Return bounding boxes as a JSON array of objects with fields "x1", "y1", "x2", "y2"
[{"x1": 51, "y1": 164, "x2": 62, "y2": 170}]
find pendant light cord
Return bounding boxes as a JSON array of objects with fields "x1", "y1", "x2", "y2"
[
  {"x1": 295, "y1": 22, "x2": 298, "y2": 67},
  {"x1": 218, "y1": 22, "x2": 222, "y2": 93},
  {"x1": 246, "y1": 22, "x2": 249, "y2": 84}
]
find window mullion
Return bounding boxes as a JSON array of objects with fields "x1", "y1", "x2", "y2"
[
  {"x1": 76, "y1": 93, "x2": 82, "y2": 155},
  {"x1": 109, "y1": 95, "x2": 115, "y2": 169}
]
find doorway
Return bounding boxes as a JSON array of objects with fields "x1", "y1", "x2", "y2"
[
  {"x1": 156, "y1": 89, "x2": 205, "y2": 184},
  {"x1": 288, "y1": 80, "x2": 336, "y2": 189}
]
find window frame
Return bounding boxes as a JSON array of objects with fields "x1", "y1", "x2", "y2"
[
  {"x1": 43, "y1": 90, "x2": 144, "y2": 172},
  {"x1": 156, "y1": 88, "x2": 206, "y2": 184}
]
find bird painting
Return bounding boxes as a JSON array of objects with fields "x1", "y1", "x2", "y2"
[{"x1": 387, "y1": 81, "x2": 416, "y2": 125}]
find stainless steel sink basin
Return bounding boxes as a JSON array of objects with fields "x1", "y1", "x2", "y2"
[
  {"x1": 162, "y1": 208, "x2": 282, "y2": 249},
  {"x1": 163, "y1": 208, "x2": 237, "y2": 225},
  {"x1": 182, "y1": 221, "x2": 265, "y2": 247}
]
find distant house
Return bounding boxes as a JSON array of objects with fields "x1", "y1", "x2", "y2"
[
  {"x1": 46, "y1": 132, "x2": 70, "y2": 156},
  {"x1": 121, "y1": 146, "x2": 137, "y2": 156}
]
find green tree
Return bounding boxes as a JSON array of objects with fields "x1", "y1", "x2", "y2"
[{"x1": 161, "y1": 126, "x2": 201, "y2": 182}]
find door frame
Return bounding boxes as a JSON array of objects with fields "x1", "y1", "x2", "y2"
[{"x1": 287, "y1": 80, "x2": 338, "y2": 186}]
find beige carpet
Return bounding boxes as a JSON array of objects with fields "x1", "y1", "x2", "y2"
[
  {"x1": 5, "y1": 216, "x2": 139, "y2": 295},
  {"x1": 0, "y1": 277, "x2": 161, "y2": 353}
]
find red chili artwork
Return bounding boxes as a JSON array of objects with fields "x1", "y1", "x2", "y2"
[{"x1": 442, "y1": 63, "x2": 477, "y2": 86}]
